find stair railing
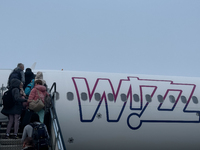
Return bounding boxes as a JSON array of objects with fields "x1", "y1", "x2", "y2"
[{"x1": 49, "y1": 82, "x2": 66, "y2": 150}]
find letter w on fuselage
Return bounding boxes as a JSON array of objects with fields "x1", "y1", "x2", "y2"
[{"x1": 72, "y1": 77, "x2": 130, "y2": 122}]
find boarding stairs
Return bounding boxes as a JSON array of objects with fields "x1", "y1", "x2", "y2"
[
  {"x1": 0, "y1": 121, "x2": 22, "y2": 150},
  {"x1": 0, "y1": 83, "x2": 66, "y2": 150}
]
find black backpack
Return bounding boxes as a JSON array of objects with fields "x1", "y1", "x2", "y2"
[
  {"x1": 2, "y1": 89, "x2": 15, "y2": 109},
  {"x1": 30, "y1": 123, "x2": 49, "y2": 150}
]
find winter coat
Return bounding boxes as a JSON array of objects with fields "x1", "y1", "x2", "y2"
[
  {"x1": 28, "y1": 85, "x2": 48, "y2": 104},
  {"x1": 24, "y1": 68, "x2": 35, "y2": 89},
  {"x1": 25, "y1": 79, "x2": 35, "y2": 96},
  {"x1": 1, "y1": 79, "x2": 27, "y2": 116},
  {"x1": 7, "y1": 67, "x2": 25, "y2": 88}
]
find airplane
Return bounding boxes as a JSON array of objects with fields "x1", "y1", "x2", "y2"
[{"x1": 1, "y1": 69, "x2": 200, "y2": 150}]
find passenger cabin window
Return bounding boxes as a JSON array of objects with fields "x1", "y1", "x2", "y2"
[
  {"x1": 169, "y1": 95, "x2": 175, "y2": 103},
  {"x1": 133, "y1": 94, "x2": 139, "y2": 102},
  {"x1": 181, "y1": 96, "x2": 187, "y2": 104},
  {"x1": 192, "y1": 96, "x2": 198, "y2": 104},
  {"x1": 95, "y1": 93, "x2": 101, "y2": 101},
  {"x1": 157, "y1": 95, "x2": 164, "y2": 103},
  {"x1": 67, "y1": 92, "x2": 74, "y2": 101},
  {"x1": 121, "y1": 94, "x2": 127, "y2": 102},
  {"x1": 81, "y1": 92, "x2": 88, "y2": 101},
  {"x1": 145, "y1": 94, "x2": 152, "y2": 102},
  {"x1": 108, "y1": 93, "x2": 114, "y2": 101}
]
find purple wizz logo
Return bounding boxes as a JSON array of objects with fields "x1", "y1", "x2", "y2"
[{"x1": 72, "y1": 76, "x2": 199, "y2": 130}]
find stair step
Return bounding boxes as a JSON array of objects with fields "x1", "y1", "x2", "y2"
[
  {"x1": 1, "y1": 122, "x2": 8, "y2": 127},
  {"x1": 0, "y1": 128, "x2": 23, "y2": 133},
  {"x1": 0, "y1": 128, "x2": 15, "y2": 133},
  {"x1": 1, "y1": 122, "x2": 8, "y2": 125},
  {"x1": 0, "y1": 139, "x2": 22, "y2": 145},
  {"x1": 0, "y1": 144, "x2": 22, "y2": 150},
  {"x1": 0, "y1": 133, "x2": 22, "y2": 137}
]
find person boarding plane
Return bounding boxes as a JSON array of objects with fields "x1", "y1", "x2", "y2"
[{"x1": 0, "y1": 68, "x2": 200, "y2": 150}]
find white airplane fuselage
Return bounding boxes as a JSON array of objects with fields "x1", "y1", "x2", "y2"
[{"x1": 1, "y1": 69, "x2": 200, "y2": 150}]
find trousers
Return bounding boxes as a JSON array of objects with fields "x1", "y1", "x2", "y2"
[{"x1": 6, "y1": 114, "x2": 20, "y2": 135}]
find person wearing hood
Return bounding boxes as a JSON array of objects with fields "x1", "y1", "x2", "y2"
[
  {"x1": 7, "y1": 63, "x2": 25, "y2": 89},
  {"x1": 1, "y1": 79, "x2": 30, "y2": 139},
  {"x1": 24, "y1": 68, "x2": 35, "y2": 90},
  {"x1": 35, "y1": 71, "x2": 46, "y2": 86},
  {"x1": 28, "y1": 80, "x2": 48, "y2": 123}
]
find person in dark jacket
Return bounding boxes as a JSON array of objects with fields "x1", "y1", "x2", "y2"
[
  {"x1": 1, "y1": 79, "x2": 31, "y2": 139},
  {"x1": 7, "y1": 63, "x2": 25, "y2": 89},
  {"x1": 24, "y1": 68, "x2": 35, "y2": 90}
]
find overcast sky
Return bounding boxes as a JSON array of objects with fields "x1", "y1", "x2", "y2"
[{"x1": 0, "y1": 1, "x2": 199, "y2": 77}]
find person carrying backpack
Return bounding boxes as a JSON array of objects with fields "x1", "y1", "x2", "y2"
[
  {"x1": 22, "y1": 113, "x2": 50, "y2": 150},
  {"x1": 1, "y1": 79, "x2": 29, "y2": 139}
]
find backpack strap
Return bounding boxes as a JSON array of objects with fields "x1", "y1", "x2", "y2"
[
  {"x1": 36, "y1": 89, "x2": 42, "y2": 99},
  {"x1": 29, "y1": 123, "x2": 37, "y2": 128}
]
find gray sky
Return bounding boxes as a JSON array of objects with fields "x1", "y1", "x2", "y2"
[{"x1": 0, "y1": 1, "x2": 200, "y2": 77}]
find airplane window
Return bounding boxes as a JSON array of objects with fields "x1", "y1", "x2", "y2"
[
  {"x1": 67, "y1": 92, "x2": 74, "y2": 100},
  {"x1": 108, "y1": 93, "x2": 114, "y2": 101},
  {"x1": 81, "y1": 92, "x2": 88, "y2": 101},
  {"x1": 169, "y1": 95, "x2": 175, "y2": 103},
  {"x1": 95, "y1": 93, "x2": 101, "y2": 101},
  {"x1": 157, "y1": 95, "x2": 164, "y2": 103},
  {"x1": 181, "y1": 96, "x2": 187, "y2": 104},
  {"x1": 121, "y1": 94, "x2": 127, "y2": 102},
  {"x1": 192, "y1": 96, "x2": 198, "y2": 104},
  {"x1": 133, "y1": 94, "x2": 139, "y2": 102},
  {"x1": 145, "y1": 94, "x2": 152, "y2": 102}
]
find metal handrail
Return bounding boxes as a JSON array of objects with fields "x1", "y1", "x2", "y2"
[
  {"x1": 49, "y1": 82, "x2": 57, "y2": 93},
  {"x1": 49, "y1": 82, "x2": 66, "y2": 150},
  {"x1": 0, "y1": 84, "x2": 6, "y2": 107}
]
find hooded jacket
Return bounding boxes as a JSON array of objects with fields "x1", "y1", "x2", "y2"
[
  {"x1": 35, "y1": 71, "x2": 46, "y2": 86},
  {"x1": 28, "y1": 84, "x2": 48, "y2": 104},
  {"x1": 1, "y1": 79, "x2": 27, "y2": 116}
]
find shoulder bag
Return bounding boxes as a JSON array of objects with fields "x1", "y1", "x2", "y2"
[{"x1": 29, "y1": 89, "x2": 45, "y2": 112}]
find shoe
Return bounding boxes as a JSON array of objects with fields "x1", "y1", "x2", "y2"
[
  {"x1": 3, "y1": 135, "x2": 10, "y2": 139},
  {"x1": 13, "y1": 135, "x2": 20, "y2": 139}
]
